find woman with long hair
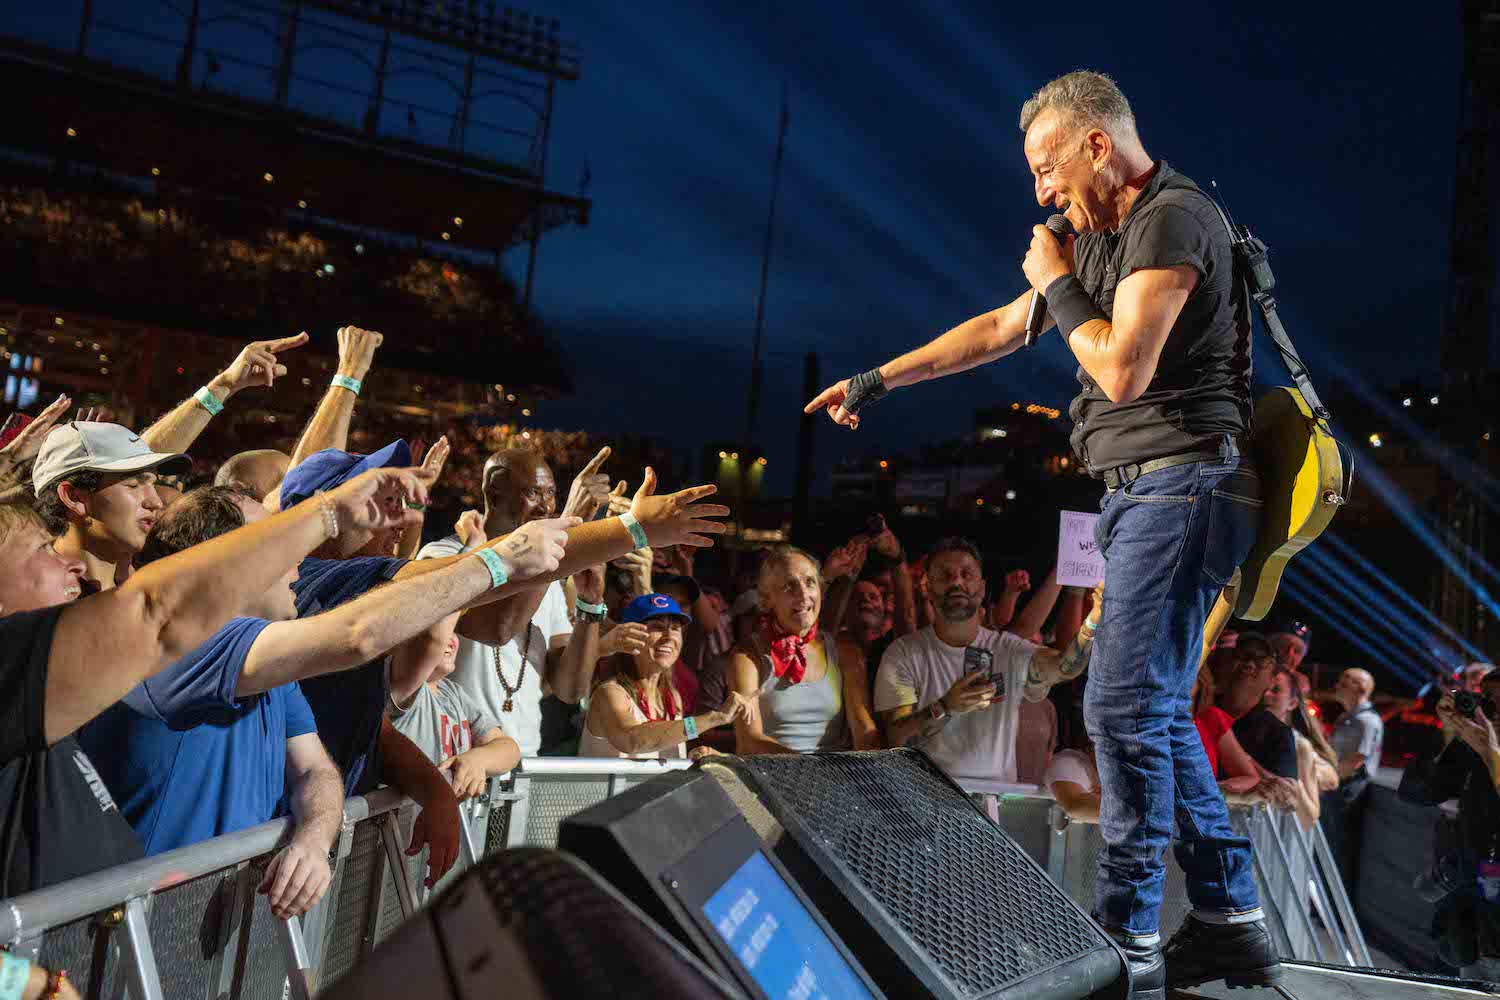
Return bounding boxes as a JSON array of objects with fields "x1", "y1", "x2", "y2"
[
  {"x1": 1264, "y1": 668, "x2": 1339, "y2": 827},
  {"x1": 726, "y1": 546, "x2": 880, "y2": 754},
  {"x1": 581, "y1": 594, "x2": 748, "y2": 759}
]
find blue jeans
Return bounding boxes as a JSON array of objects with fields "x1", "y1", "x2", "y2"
[{"x1": 1085, "y1": 455, "x2": 1264, "y2": 939}]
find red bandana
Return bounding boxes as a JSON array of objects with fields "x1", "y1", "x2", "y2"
[
  {"x1": 634, "y1": 683, "x2": 679, "y2": 723},
  {"x1": 762, "y1": 615, "x2": 818, "y2": 685}
]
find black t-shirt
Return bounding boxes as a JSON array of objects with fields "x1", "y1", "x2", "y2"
[
  {"x1": 1068, "y1": 161, "x2": 1253, "y2": 473},
  {"x1": 1232, "y1": 707, "x2": 1299, "y2": 780},
  {"x1": 0, "y1": 606, "x2": 144, "y2": 896}
]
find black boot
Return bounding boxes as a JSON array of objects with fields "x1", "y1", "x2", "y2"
[
  {"x1": 1163, "y1": 915, "x2": 1282, "y2": 990},
  {"x1": 1103, "y1": 929, "x2": 1165, "y2": 1000}
]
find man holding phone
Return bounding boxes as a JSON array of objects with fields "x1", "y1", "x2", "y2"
[{"x1": 875, "y1": 537, "x2": 1101, "y2": 785}]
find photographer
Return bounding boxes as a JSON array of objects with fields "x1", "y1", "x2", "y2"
[{"x1": 1399, "y1": 676, "x2": 1500, "y2": 976}]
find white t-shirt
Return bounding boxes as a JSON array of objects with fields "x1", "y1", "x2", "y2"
[
  {"x1": 417, "y1": 534, "x2": 572, "y2": 758},
  {"x1": 1043, "y1": 748, "x2": 1099, "y2": 797},
  {"x1": 873, "y1": 625, "x2": 1038, "y2": 783}
]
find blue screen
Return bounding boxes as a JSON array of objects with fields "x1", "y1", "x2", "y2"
[{"x1": 701, "y1": 851, "x2": 875, "y2": 1000}]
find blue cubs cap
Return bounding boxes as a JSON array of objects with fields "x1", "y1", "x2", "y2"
[
  {"x1": 621, "y1": 593, "x2": 693, "y2": 626},
  {"x1": 278, "y1": 440, "x2": 411, "y2": 509}
]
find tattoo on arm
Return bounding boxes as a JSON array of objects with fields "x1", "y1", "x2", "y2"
[
  {"x1": 903, "y1": 707, "x2": 951, "y2": 749},
  {"x1": 1025, "y1": 626, "x2": 1096, "y2": 698}
]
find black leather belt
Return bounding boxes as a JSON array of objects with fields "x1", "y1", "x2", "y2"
[{"x1": 1098, "y1": 437, "x2": 1247, "y2": 492}]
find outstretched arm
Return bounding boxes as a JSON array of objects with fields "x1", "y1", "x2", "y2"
[
  {"x1": 41, "y1": 467, "x2": 427, "y2": 744},
  {"x1": 1022, "y1": 582, "x2": 1102, "y2": 701},
  {"x1": 143, "y1": 334, "x2": 310, "y2": 455},
  {"x1": 805, "y1": 290, "x2": 1034, "y2": 428}
]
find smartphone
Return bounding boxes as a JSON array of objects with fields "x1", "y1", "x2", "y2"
[
  {"x1": 963, "y1": 646, "x2": 1001, "y2": 704},
  {"x1": 0, "y1": 411, "x2": 33, "y2": 450}
]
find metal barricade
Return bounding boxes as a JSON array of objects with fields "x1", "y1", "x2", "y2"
[
  {"x1": 957, "y1": 781, "x2": 1370, "y2": 966},
  {"x1": 0, "y1": 755, "x2": 1377, "y2": 996}
]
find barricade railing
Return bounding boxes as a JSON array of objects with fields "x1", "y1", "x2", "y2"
[
  {"x1": 0, "y1": 758, "x2": 692, "y2": 998},
  {"x1": 958, "y1": 781, "x2": 1372, "y2": 967},
  {"x1": 0, "y1": 757, "x2": 1377, "y2": 996}
]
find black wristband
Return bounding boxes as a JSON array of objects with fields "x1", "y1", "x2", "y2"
[
  {"x1": 1044, "y1": 274, "x2": 1109, "y2": 339},
  {"x1": 842, "y1": 367, "x2": 888, "y2": 415}
]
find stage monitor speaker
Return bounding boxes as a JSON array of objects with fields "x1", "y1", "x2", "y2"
[
  {"x1": 320, "y1": 847, "x2": 744, "y2": 1000},
  {"x1": 699, "y1": 749, "x2": 1127, "y2": 1000},
  {"x1": 559, "y1": 767, "x2": 886, "y2": 1000}
]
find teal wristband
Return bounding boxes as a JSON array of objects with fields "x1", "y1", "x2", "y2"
[
  {"x1": 331, "y1": 374, "x2": 362, "y2": 395},
  {"x1": 683, "y1": 715, "x2": 699, "y2": 740},
  {"x1": 0, "y1": 952, "x2": 32, "y2": 1000},
  {"x1": 193, "y1": 386, "x2": 224, "y2": 416},
  {"x1": 474, "y1": 548, "x2": 509, "y2": 589},
  {"x1": 619, "y1": 512, "x2": 649, "y2": 551},
  {"x1": 576, "y1": 596, "x2": 607, "y2": 617}
]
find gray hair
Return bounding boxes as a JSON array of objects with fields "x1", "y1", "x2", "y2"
[{"x1": 1019, "y1": 70, "x2": 1136, "y2": 139}]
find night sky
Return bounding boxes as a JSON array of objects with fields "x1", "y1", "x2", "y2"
[
  {"x1": 524, "y1": 1, "x2": 1461, "y2": 494},
  {"x1": 17, "y1": 0, "x2": 1463, "y2": 494}
]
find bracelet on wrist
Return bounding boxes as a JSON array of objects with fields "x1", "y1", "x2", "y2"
[
  {"x1": 618, "y1": 512, "x2": 649, "y2": 551},
  {"x1": 193, "y1": 385, "x2": 224, "y2": 416},
  {"x1": 331, "y1": 373, "x2": 362, "y2": 396},
  {"x1": 575, "y1": 595, "x2": 607, "y2": 623},
  {"x1": 683, "y1": 715, "x2": 700, "y2": 740},
  {"x1": 474, "y1": 547, "x2": 510, "y2": 589},
  {"x1": 318, "y1": 495, "x2": 340, "y2": 540},
  {"x1": 0, "y1": 951, "x2": 33, "y2": 1000}
]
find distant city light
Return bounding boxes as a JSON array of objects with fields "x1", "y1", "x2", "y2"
[
  {"x1": 441, "y1": 232, "x2": 451, "y2": 241},
  {"x1": 975, "y1": 498, "x2": 984, "y2": 506},
  {"x1": 354, "y1": 244, "x2": 365, "y2": 254},
  {"x1": 298, "y1": 200, "x2": 308, "y2": 209},
  {"x1": 879, "y1": 460, "x2": 889, "y2": 469},
  {"x1": 1369, "y1": 433, "x2": 1383, "y2": 448},
  {"x1": 1402, "y1": 397, "x2": 1412, "y2": 407},
  {"x1": 150, "y1": 167, "x2": 160, "y2": 177},
  {"x1": 323, "y1": 264, "x2": 334, "y2": 273},
  {"x1": 1005, "y1": 490, "x2": 1017, "y2": 500},
  {"x1": 521, "y1": 408, "x2": 531, "y2": 416},
  {"x1": 1430, "y1": 395, "x2": 1440, "y2": 406},
  {"x1": 453, "y1": 216, "x2": 463, "y2": 226},
  {"x1": 66, "y1": 127, "x2": 77, "y2": 138},
  {"x1": 263, "y1": 172, "x2": 274, "y2": 183}
]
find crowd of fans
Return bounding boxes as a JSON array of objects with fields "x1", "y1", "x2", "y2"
[{"x1": 1, "y1": 323, "x2": 1496, "y2": 994}]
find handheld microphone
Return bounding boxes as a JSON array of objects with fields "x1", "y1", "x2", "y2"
[{"x1": 1023, "y1": 214, "x2": 1075, "y2": 348}]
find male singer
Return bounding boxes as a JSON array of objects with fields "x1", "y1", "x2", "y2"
[{"x1": 805, "y1": 71, "x2": 1275, "y2": 998}]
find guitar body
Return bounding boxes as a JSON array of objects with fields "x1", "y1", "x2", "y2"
[{"x1": 1233, "y1": 386, "x2": 1343, "y2": 622}]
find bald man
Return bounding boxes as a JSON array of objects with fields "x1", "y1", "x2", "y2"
[
  {"x1": 1321, "y1": 668, "x2": 1384, "y2": 889},
  {"x1": 216, "y1": 449, "x2": 291, "y2": 502}
]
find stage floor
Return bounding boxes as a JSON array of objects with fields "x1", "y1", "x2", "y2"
[{"x1": 1172, "y1": 963, "x2": 1497, "y2": 999}]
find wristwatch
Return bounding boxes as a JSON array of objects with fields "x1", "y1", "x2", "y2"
[{"x1": 929, "y1": 699, "x2": 948, "y2": 721}]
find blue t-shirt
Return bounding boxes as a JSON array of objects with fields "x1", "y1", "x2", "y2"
[
  {"x1": 78, "y1": 617, "x2": 318, "y2": 855},
  {"x1": 292, "y1": 556, "x2": 404, "y2": 795}
]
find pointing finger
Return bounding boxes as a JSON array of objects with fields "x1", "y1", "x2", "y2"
[{"x1": 581, "y1": 446, "x2": 611, "y2": 476}]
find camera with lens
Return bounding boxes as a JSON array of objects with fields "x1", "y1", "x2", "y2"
[{"x1": 1453, "y1": 689, "x2": 1496, "y2": 720}]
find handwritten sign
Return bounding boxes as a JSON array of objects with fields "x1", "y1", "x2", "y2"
[{"x1": 1057, "y1": 510, "x2": 1104, "y2": 588}]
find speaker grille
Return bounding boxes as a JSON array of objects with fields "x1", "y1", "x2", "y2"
[{"x1": 730, "y1": 751, "x2": 1103, "y2": 997}]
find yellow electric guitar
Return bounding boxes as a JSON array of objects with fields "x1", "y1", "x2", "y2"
[{"x1": 1232, "y1": 385, "x2": 1345, "y2": 621}]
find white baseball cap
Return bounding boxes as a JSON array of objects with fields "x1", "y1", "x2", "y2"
[{"x1": 32, "y1": 422, "x2": 191, "y2": 496}]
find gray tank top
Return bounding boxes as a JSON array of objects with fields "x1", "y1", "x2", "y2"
[{"x1": 750, "y1": 633, "x2": 849, "y2": 752}]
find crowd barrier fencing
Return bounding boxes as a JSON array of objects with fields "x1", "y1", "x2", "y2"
[{"x1": 0, "y1": 758, "x2": 1369, "y2": 998}]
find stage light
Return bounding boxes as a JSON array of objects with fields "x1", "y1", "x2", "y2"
[
  {"x1": 263, "y1": 172, "x2": 274, "y2": 183},
  {"x1": 879, "y1": 460, "x2": 888, "y2": 469},
  {"x1": 302, "y1": 377, "x2": 311, "y2": 386},
  {"x1": 53, "y1": 317, "x2": 63, "y2": 326},
  {"x1": 758, "y1": 457, "x2": 767, "y2": 465},
  {"x1": 355, "y1": 244, "x2": 365, "y2": 254},
  {"x1": 66, "y1": 127, "x2": 77, "y2": 137},
  {"x1": 506, "y1": 393, "x2": 516, "y2": 401},
  {"x1": 1430, "y1": 395, "x2": 1440, "y2": 406},
  {"x1": 1005, "y1": 490, "x2": 1017, "y2": 500},
  {"x1": 731, "y1": 452, "x2": 739, "y2": 460},
  {"x1": 521, "y1": 408, "x2": 531, "y2": 416},
  {"x1": 521, "y1": 431, "x2": 531, "y2": 440},
  {"x1": 324, "y1": 264, "x2": 334, "y2": 273},
  {"x1": 414, "y1": 385, "x2": 424, "y2": 393},
  {"x1": 719, "y1": 451, "x2": 727, "y2": 459},
  {"x1": 441, "y1": 232, "x2": 451, "y2": 240},
  {"x1": 100, "y1": 367, "x2": 108, "y2": 375},
  {"x1": 1402, "y1": 397, "x2": 1412, "y2": 407},
  {"x1": 1369, "y1": 433, "x2": 1383, "y2": 448},
  {"x1": 98, "y1": 353, "x2": 106, "y2": 361},
  {"x1": 150, "y1": 167, "x2": 160, "y2": 176},
  {"x1": 298, "y1": 200, "x2": 308, "y2": 209},
  {"x1": 267, "y1": 415, "x2": 277, "y2": 423},
  {"x1": 1060, "y1": 457, "x2": 1069, "y2": 468},
  {"x1": 976, "y1": 497, "x2": 984, "y2": 506},
  {"x1": 176, "y1": 366, "x2": 184, "y2": 374},
  {"x1": 453, "y1": 216, "x2": 464, "y2": 226}
]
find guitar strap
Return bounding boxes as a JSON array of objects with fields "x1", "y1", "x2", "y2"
[{"x1": 1202, "y1": 193, "x2": 1333, "y2": 427}]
